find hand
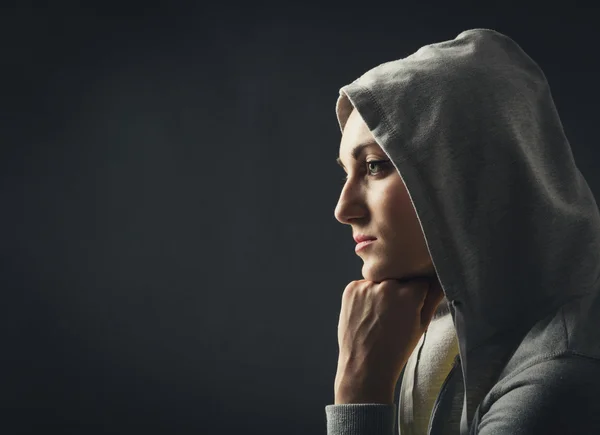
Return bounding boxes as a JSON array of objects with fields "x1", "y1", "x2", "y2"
[{"x1": 334, "y1": 277, "x2": 444, "y2": 404}]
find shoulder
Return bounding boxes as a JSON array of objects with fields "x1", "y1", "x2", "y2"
[{"x1": 475, "y1": 355, "x2": 600, "y2": 434}]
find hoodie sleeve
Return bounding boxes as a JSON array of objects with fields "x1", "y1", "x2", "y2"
[{"x1": 325, "y1": 404, "x2": 397, "y2": 435}]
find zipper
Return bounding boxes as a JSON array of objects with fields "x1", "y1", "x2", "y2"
[{"x1": 427, "y1": 354, "x2": 461, "y2": 434}]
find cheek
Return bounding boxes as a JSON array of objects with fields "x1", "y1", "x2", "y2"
[{"x1": 379, "y1": 185, "x2": 416, "y2": 237}]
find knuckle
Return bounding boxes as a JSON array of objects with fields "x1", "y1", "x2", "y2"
[{"x1": 342, "y1": 280, "x2": 360, "y2": 298}]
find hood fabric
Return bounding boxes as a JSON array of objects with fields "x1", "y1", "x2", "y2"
[{"x1": 329, "y1": 28, "x2": 600, "y2": 434}]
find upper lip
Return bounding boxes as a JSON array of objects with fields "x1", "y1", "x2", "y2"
[{"x1": 353, "y1": 234, "x2": 377, "y2": 243}]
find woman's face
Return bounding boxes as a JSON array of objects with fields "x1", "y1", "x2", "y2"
[{"x1": 335, "y1": 109, "x2": 435, "y2": 283}]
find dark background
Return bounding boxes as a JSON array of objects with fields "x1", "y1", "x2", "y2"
[{"x1": 2, "y1": 5, "x2": 599, "y2": 435}]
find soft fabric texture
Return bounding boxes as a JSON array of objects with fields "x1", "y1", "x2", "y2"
[
  {"x1": 399, "y1": 309, "x2": 459, "y2": 435},
  {"x1": 325, "y1": 28, "x2": 600, "y2": 434}
]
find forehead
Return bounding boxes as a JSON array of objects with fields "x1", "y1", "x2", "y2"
[{"x1": 339, "y1": 109, "x2": 377, "y2": 154}]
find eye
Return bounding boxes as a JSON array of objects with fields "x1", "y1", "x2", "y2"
[
  {"x1": 366, "y1": 159, "x2": 390, "y2": 176},
  {"x1": 340, "y1": 159, "x2": 391, "y2": 184}
]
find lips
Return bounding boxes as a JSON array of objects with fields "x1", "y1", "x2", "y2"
[
  {"x1": 353, "y1": 234, "x2": 377, "y2": 243},
  {"x1": 353, "y1": 234, "x2": 377, "y2": 253},
  {"x1": 355, "y1": 239, "x2": 376, "y2": 253}
]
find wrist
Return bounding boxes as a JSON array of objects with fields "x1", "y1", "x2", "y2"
[
  {"x1": 334, "y1": 374, "x2": 395, "y2": 405},
  {"x1": 334, "y1": 386, "x2": 394, "y2": 404}
]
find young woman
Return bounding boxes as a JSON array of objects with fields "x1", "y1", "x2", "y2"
[{"x1": 326, "y1": 29, "x2": 600, "y2": 434}]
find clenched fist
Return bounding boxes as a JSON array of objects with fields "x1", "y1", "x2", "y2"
[{"x1": 334, "y1": 277, "x2": 444, "y2": 404}]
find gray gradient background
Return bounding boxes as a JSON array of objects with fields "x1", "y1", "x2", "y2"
[{"x1": 2, "y1": 6, "x2": 599, "y2": 435}]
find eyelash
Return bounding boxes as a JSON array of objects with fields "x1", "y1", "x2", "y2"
[{"x1": 342, "y1": 159, "x2": 391, "y2": 181}]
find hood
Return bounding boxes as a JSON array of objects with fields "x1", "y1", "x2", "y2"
[{"x1": 335, "y1": 28, "x2": 600, "y2": 428}]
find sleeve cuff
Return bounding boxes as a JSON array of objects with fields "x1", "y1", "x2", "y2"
[{"x1": 325, "y1": 403, "x2": 397, "y2": 435}]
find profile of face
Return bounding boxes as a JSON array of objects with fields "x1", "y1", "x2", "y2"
[{"x1": 335, "y1": 109, "x2": 436, "y2": 283}]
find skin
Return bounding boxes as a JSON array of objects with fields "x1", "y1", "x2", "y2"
[
  {"x1": 334, "y1": 108, "x2": 437, "y2": 284},
  {"x1": 332, "y1": 108, "x2": 445, "y2": 404},
  {"x1": 334, "y1": 107, "x2": 443, "y2": 404}
]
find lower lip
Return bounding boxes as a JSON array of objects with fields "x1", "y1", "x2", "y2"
[{"x1": 355, "y1": 240, "x2": 376, "y2": 252}]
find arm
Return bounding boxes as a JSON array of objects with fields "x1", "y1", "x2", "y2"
[
  {"x1": 324, "y1": 369, "x2": 398, "y2": 435},
  {"x1": 324, "y1": 366, "x2": 407, "y2": 435},
  {"x1": 334, "y1": 278, "x2": 439, "y2": 400},
  {"x1": 324, "y1": 278, "x2": 442, "y2": 435}
]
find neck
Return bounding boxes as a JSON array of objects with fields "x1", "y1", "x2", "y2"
[{"x1": 432, "y1": 298, "x2": 451, "y2": 320}]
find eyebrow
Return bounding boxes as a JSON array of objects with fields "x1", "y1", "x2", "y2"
[{"x1": 336, "y1": 142, "x2": 374, "y2": 170}]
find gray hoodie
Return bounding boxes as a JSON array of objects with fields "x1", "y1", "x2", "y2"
[{"x1": 325, "y1": 29, "x2": 600, "y2": 434}]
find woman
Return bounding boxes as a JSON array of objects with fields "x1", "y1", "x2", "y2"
[{"x1": 325, "y1": 29, "x2": 600, "y2": 434}]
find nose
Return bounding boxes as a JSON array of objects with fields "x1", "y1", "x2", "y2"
[{"x1": 334, "y1": 182, "x2": 366, "y2": 224}]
